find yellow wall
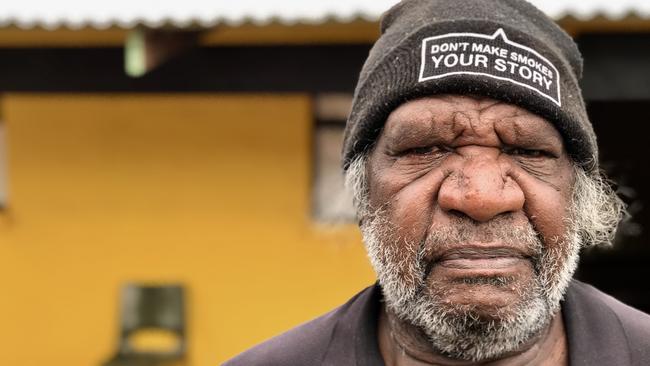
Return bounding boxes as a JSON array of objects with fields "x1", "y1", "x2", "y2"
[{"x1": 0, "y1": 94, "x2": 375, "y2": 365}]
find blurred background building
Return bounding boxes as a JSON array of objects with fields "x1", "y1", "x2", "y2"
[{"x1": 0, "y1": 0, "x2": 648, "y2": 365}]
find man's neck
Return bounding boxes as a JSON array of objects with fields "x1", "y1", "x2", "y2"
[{"x1": 377, "y1": 304, "x2": 568, "y2": 366}]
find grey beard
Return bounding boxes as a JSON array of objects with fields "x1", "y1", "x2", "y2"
[{"x1": 360, "y1": 211, "x2": 581, "y2": 361}]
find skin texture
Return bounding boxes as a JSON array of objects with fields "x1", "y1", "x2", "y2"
[{"x1": 367, "y1": 95, "x2": 575, "y2": 365}]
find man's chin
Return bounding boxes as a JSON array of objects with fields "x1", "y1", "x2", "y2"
[
  {"x1": 394, "y1": 274, "x2": 552, "y2": 362},
  {"x1": 437, "y1": 284, "x2": 527, "y2": 314},
  {"x1": 377, "y1": 255, "x2": 561, "y2": 361},
  {"x1": 425, "y1": 263, "x2": 539, "y2": 317}
]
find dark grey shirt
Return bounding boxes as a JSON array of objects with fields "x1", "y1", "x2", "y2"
[{"x1": 224, "y1": 281, "x2": 650, "y2": 365}]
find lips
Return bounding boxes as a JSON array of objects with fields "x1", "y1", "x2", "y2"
[{"x1": 430, "y1": 246, "x2": 534, "y2": 271}]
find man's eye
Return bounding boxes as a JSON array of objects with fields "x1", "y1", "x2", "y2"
[
  {"x1": 503, "y1": 147, "x2": 546, "y2": 158},
  {"x1": 406, "y1": 146, "x2": 435, "y2": 155},
  {"x1": 401, "y1": 145, "x2": 453, "y2": 157}
]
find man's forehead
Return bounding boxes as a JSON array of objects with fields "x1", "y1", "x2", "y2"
[
  {"x1": 386, "y1": 95, "x2": 515, "y2": 121},
  {"x1": 381, "y1": 94, "x2": 560, "y2": 142}
]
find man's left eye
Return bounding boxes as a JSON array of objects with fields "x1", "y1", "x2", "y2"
[
  {"x1": 503, "y1": 147, "x2": 546, "y2": 158},
  {"x1": 405, "y1": 146, "x2": 434, "y2": 155}
]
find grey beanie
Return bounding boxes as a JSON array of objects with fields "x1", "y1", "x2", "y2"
[{"x1": 342, "y1": 0, "x2": 597, "y2": 173}]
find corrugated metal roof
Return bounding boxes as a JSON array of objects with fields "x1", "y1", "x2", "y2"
[
  {"x1": 529, "y1": 0, "x2": 650, "y2": 20},
  {"x1": 1, "y1": 0, "x2": 649, "y2": 30}
]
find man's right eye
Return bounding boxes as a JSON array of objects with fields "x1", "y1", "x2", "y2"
[
  {"x1": 399, "y1": 145, "x2": 453, "y2": 157},
  {"x1": 405, "y1": 146, "x2": 435, "y2": 155}
]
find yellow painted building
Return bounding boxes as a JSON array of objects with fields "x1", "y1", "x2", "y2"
[{"x1": 0, "y1": 93, "x2": 375, "y2": 365}]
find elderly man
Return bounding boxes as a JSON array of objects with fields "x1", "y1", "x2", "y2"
[{"x1": 225, "y1": 0, "x2": 650, "y2": 365}]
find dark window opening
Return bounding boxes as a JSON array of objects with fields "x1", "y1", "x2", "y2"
[
  {"x1": 312, "y1": 94, "x2": 355, "y2": 223},
  {"x1": 575, "y1": 100, "x2": 650, "y2": 313}
]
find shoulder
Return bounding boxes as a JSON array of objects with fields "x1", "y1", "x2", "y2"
[
  {"x1": 222, "y1": 286, "x2": 375, "y2": 366},
  {"x1": 570, "y1": 281, "x2": 650, "y2": 356},
  {"x1": 222, "y1": 310, "x2": 338, "y2": 366},
  {"x1": 571, "y1": 281, "x2": 650, "y2": 331}
]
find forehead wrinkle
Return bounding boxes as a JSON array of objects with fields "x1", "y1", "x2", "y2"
[
  {"x1": 385, "y1": 103, "x2": 456, "y2": 142},
  {"x1": 477, "y1": 101, "x2": 526, "y2": 121},
  {"x1": 383, "y1": 96, "x2": 561, "y2": 148},
  {"x1": 490, "y1": 112, "x2": 526, "y2": 144},
  {"x1": 387, "y1": 112, "x2": 434, "y2": 139},
  {"x1": 454, "y1": 111, "x2": 487, "y2": 137},
  {"x1": 430, "y1": 109, "x2": 461, "y2": 141},
  {"x1": 477, "y1": 104, "x2": 552, "y2": 146},
  {"x1": 510, "y1": 118, "x2": 528, "y2": 143},
  {"x1": 449, "y1": 109, "x2": 502, "y2": 146},
  {"x1": 496, "y1": 113, "x2": 563, "y2": 149},
  {"x1": 476, "y1": 98, "x2": 503, "y2": 112},
  {"x1": 438, "y1": 94, "x2": 501, "y2": 109}
]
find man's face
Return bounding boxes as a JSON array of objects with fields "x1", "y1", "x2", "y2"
[{"x1": 362, "y1": 94, "x2": 579, "y2": 359}]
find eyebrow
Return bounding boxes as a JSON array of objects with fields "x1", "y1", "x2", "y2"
[
  {"x1": 508, "y1": 116, "x2": 562, "y2": 143},
  {"x1": 383, "y1": 115, "x2": 436, "y2": 141}
]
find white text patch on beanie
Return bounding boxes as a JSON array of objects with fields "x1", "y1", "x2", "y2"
[{"x1": 419, "y1": 28, "x2": 561, "y2": 106}]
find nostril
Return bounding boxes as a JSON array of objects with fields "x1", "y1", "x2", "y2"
[{"x1": 447, "y1": 209, "x2": 468, "y2": 219}]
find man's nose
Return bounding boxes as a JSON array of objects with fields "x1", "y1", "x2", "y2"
[{"x1": 437, "y1": 152, "x2": 524, "y2": 222}]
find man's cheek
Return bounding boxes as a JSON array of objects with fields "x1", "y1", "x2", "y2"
[
  {"x1": 386, "y1": 182, "x2": 442, "y2": 244},
  {"x1": 511, "y1": 170, "x2": 574, "y2": 246},
  {"x1": 373, "y1": 223, "x2": 425, "y2": 286},
  {"x1": 526, "y1": 203, "x2": 572, "y2": 249}
]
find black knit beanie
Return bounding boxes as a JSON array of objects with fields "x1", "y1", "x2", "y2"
[{"x1": 342, "y1": 0, "x2": 597, "y2": 173}]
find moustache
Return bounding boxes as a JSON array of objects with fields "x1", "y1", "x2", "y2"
[{"x1": 419, "y1": 215, "x2": 543, "y2": 278}]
